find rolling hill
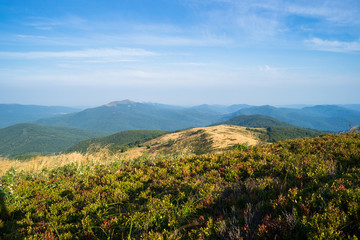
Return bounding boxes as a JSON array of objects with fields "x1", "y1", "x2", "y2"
[
  {"x1": 129, "y1": 124, "x2": 326, "y2": 157},
  {"x1": 188, "y1": 104, "x2": 251, "y2": 115},
  {"x1": 340, "y1": 104, "x2": 360, "y2": 112},
  {"x1": 222, "y1": 105, "x2": 360, "y2": 132},
  {"x1": 0, "y1": 123, "x2": 109, "y2": 158},
  {"x1": 65, "y1": 129, "x2": 170, "y2": 153},
  {"x1": 0, "y1": 104, "x2": 80, "y2": 128},
  {"x1": 213, "y1": 114, "x2": 297, "y2": 128},
  {"x1": 66, "y1": 122, "x2": 326, "y2": 158},
  {"x1": 212, "y1": 114, "x2": 326, "y2": 142},
  {"x1": 122, "y1": 125, "x2": 262, "y2": 158},
  {"x1": 36, "y1": 100, "x2": 222, "y2": 132}
]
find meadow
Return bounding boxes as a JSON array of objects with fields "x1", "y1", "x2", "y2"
[{"x1": 1, "y1": 133, "x2": 360, "y2": 239}]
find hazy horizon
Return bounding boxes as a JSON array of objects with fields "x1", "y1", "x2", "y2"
[
  {"x1": 1, "y1": 99, "x2": 359, "y2": 110},
  {"x1": 1, "y1": 0, "x2": 359, "y2": 106}
]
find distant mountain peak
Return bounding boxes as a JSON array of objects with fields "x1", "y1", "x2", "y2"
[{"x1": 105, "y1": 100, "x2": 137, "y2": 107}]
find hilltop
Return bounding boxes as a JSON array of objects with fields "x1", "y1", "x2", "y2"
[
  {"x1": 122, "y1": 125, "x2": 262, "y2": 158},
  {"x1": 122, "y1": 124, "x2": 326, "y2": 158},
  {"x1": 65, "y1": 124, "x2": 326, "y2": 159}
]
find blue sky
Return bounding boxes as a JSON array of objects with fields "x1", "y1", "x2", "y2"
[{"x1": 0, "y1": 0, "x2": 359, "y2": 106}]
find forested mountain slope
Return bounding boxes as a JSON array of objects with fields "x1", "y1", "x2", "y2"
[
  {"x1": 0, "y1": 123, "x2": 109, "y2": 157},
  {"x1": 36, "y1": 100, "x2": 221, "y2": 132}
]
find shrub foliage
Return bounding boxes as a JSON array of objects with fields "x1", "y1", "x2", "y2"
[{"x1": 1, "y1": 133, "x2": 360, "y2": 239}]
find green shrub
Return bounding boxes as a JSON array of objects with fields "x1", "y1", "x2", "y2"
[{"x1": 1, "y1": 133, "x2": 360, "y2": 239}]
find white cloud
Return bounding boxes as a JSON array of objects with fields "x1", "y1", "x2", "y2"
[
  {"x1": 0, "y1": 48, "x2": 156, "y2": 60},
  {"x1": 305, "y1": 38, "x2": 360, "y2": 52},
  {"x1": 216, "y1": 0, "x2": 360, "y2": 24},
  {"x1": 285, "y1": 1, "x2": 360, "y2": 25},
  {"x1": 259, "y1": 65, "x2": 274, "y2": 72},
  {"x1": 25, "y1": 15, "x2": 89, "y2": 30},
  {"x1": 117, "y1": 33, "x2": 233, "y2": 47},
  {"x1": 171, "y1": 62, "x2": 208, "y2": 66},
  {"x1": 188, "y1": 0, "x2": 360, "y2": 43}
]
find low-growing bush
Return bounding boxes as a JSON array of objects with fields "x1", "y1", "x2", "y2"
[{"x1": 1, "y1": 133, "x2": 360, "y2": 239}]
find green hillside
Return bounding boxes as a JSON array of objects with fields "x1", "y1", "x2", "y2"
[
  {"x1": 0, "y1": 123, "x2": 109, "y2": 157},
  {"x1": 213, "y1": 114, "x2": 326, "y2": 142},
  {"x1": 259, "y1": 126, "x2": 326, "y2": 142},
  {"x1": 65, "y1": 129, "x2": 170, "y2": 153},
  {"x1": 214, "y1": 114, "x2": 297, "y2": 128},
  {"x1": 1, "y1": 134, "x2": 360, "y2": 239}
]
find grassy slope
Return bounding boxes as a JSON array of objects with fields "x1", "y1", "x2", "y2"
[
  {"x1": 123, "y1": 125, "x2": 261, "y2": 158},
  {"x1": 65, "y1": 130, "x2": 170, "y2": 153},
  {"x1": 1, "y1": 133, "x2": 360, "y2": 239},
  {"x1": 66, "y1": 123, "x2": 323, "y2": 160},
  {"x1": 0, "y1": 123, "x2": 109, "y2": 157}
]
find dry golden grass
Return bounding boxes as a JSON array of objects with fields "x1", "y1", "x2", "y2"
[
  {"x1": 201, "y1": 125, "x2": 260, "y2": 149},
  {"x1": 124, "y1": 125, "x2": 263, "y2": 158},
  {"x1": 0, "y1": 150, "x2": 122, "y2": 175}
]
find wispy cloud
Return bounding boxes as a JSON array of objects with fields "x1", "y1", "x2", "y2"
[
  {"x1": 0, "y1": 48, "x2": 156, "y2": 60},
  {"x1": 12, "y1": 29, "x2": 232, "y2": 48},
  {"x1": 215, "y1": 0, "x2": 360, "y2": 24},
  {"x1": 24, "y1": 16, "x2": 89, "y2": 30},
  {"x1": 259, "y1": 65, "x2": 275, "y2": 72},
  {"x1": 123, "y1": 34, "x2": 232, "y2": 46},
  {"x1": 171, "y1": 62, "x2": 208, "y2": 66},
  {"x1": 305, "y1": 38, "x2": 360, "y2": 52},
  {"x1": 186, "y1": 0, "x2": 360, "y2": 44}
]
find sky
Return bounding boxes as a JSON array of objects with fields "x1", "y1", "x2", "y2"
[{"x1": 0, "y1": 0, "x2": 359, "y2": 107}]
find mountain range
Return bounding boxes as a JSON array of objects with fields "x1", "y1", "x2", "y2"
[
  {"x1": 1, "y1": 100, "x2": 359, "y2": 132},
  {"x1": 0, "y1": 100, "x2": 359, "y2": 157},
  {"x1": 222, "y1": 105, "x2": 360, "y2": 132},
  {"x1": 35, "y1": 100, "x2": 225, "y2": 132}
]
